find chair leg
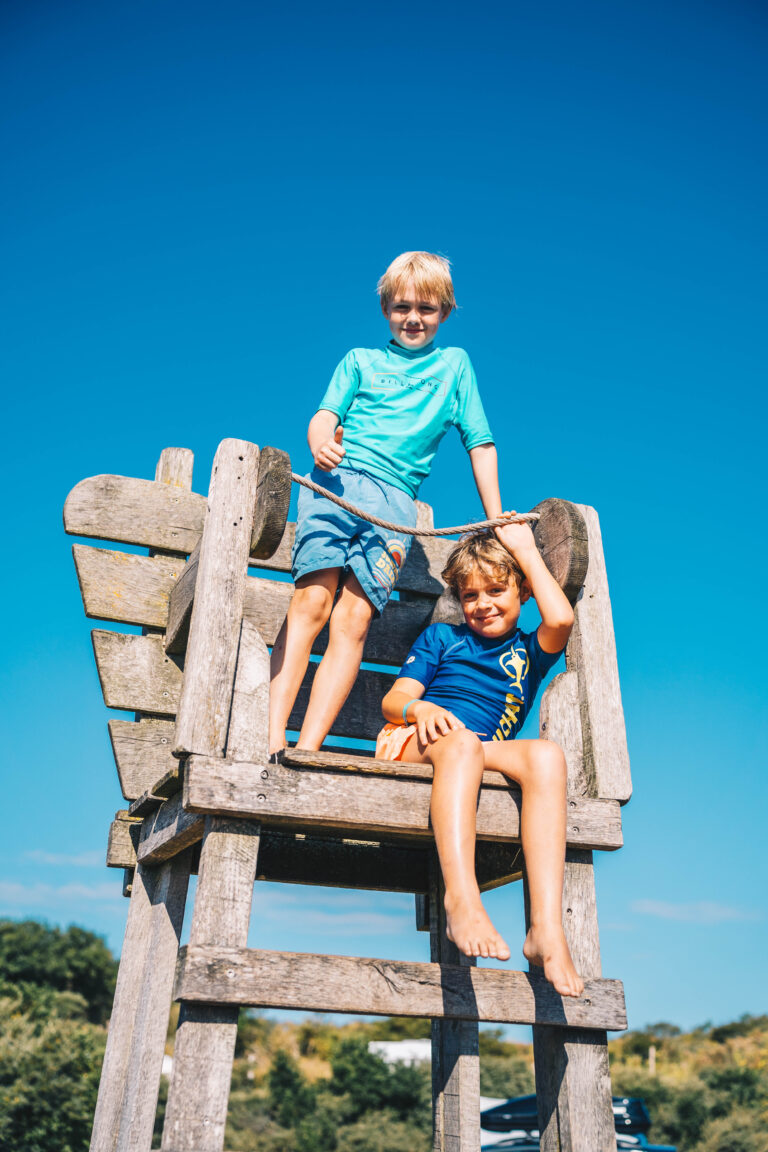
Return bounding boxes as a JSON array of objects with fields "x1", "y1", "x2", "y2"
[
  {"x1": 429, "y1": 855, "x2": 480, "y2": 1152},
  {"x1": 90, "y1": 851, "x2": 191, "y2": 1152},
  {"x1": 528, "y1": 849, "x2": 617, "y2": 1152},
  {"x1": 160, "y1": 818, "x2": 260, "y2": 1152}
]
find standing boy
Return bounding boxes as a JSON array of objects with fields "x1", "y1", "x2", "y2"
[
  {"x1": 377, "y1": 524, "x2": 583, "y2": 998},
  {"x1": 269, "y1": 251, "x2": 517, "y2": 754}
]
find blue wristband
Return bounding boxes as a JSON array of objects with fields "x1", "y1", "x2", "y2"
[{"x1": 402, "y1": 699, "x2": 420, "y2": 724}]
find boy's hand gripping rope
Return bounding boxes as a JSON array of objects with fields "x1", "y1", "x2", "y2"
[{"x1": 291, "y1": 472, "x2": 540, "y2": 537}]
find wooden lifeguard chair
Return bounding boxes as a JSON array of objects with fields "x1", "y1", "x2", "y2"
[{"x1": 65, "y1": 438, "x2": 631, "y2": 1152}]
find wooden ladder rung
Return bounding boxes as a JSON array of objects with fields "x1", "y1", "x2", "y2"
[{"x1": 173, "y1": 944, "x2": 627, "y2": 1032}]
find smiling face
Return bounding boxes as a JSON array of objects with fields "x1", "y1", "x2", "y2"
[
  {"x1": 458, "y1": 567, "x2": 529, "y2": 640},
  {"x1": 383, "y1": 279, "x2": 446, "y2": 350}
]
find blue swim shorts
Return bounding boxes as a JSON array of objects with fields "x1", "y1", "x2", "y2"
[{"x1": 291, "y1": 465, "x2": 418, "y2": 615}]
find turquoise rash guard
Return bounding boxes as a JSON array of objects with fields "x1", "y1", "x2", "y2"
[{"x1": 317, "y1": 341, "x2": 494, "y2": 498}]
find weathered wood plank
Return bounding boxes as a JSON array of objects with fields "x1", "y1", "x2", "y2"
[
  {"x1": 73, "y1": 545, "x2": 185, "y2": 629},
  {"x1": 75, "y1": 544, "x2": 438, "y2": 664},
  {"x1": 155, "y1": 447, "x2": 194, "y2": 491},
  {"x1": 570, "y1": 504, "x2": 631, "y2": 803},
  {"x1": 165, "y1": 542, "x2": 200, "y2": 655},
  {"x1": 283, "y1": 747, "x2": 512, "y2": 790},
  {"x1": 64, "y1": 471, "x2": 450, "y2": 593},
  {"x1": 117, "y1": 853, "x2": 192, "y2": 1151},
  {"x1": 95, "y1": 630, "x2": 393, "y2": 738},
  {"x1": 539, "y1": 672, "x2": 587, "y2": 796},
  {"x1": 161, "y1": 819, "x2": 261, "y2": 1152},
  {"x1": 226, "y1": 618, "x2": 270, "y2": 763},
  {"x1": 138, "y1": 792, "x2": 206, "y2": 865},
  {"x1": 531, "y1": 644, "x2": 618, "y2": 1152},
  {"x1": 106, "y1": 811, "x2": 141, "y2": 869},
  {"x1": 90, "y1": 851, "x2": 191, "y2": 1152},
  {"x1": 64, "y1": 474, "x2": 207, "y2": 552},
  {"x1": 109, "y1": 718, "x2": 177, "y2": 800},
  {"x1": 531, "y1": 498, "x2": 589, "y2": 607},
  {"x1": 174, "y1": 439, "x2": 261, "y2": 758},
  {"x1": 430, "y1": 855, "x2": 480, "y2": 1152},
  {"x1": 250, "y1": 446, "x2": 292, "y2": 559},
  {"x1": 93, "y1": 631, "x2": 182, "y2": 715},
  {"x1": 183, "y1": 756, "x2": 623, "y2": 850},
  {"x1": 128, "y1": 765, "x2": 183, "y2": 818},
  {"x1": 174, "y1": 944, "x2": 626, "y2": 1030}
]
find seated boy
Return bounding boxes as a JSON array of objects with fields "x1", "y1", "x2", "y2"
[
  {"x1": 269, "y1": 251, "x2": 519, "y2": 755},
  {"x1": 377, "y1": 522, "x2": 584, "y2": 998}
]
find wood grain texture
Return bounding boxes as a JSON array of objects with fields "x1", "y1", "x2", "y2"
[
  {"x1": 93, "y1": 631, "x2": 182, "y2": 715},
  {"x1": 106, "y1": 811, "x2": 141, "y2": 869},
  {"x1": 183, "y1": 756, "x2": 623, "y2": 850},
  {"x1": 174, "y1": 439, "x2": 261, "y2": 758},
  {"x1": 89, "y1": 852, "x2": 191, "y2": 1152},
  {"x1": 64, "y1": 474, "x2": 206, "y2": 552},
  {"x1": 93, "y1": 630, "x2": 396, "y2": 739},
  {"x1": 74, "y1": 545, "x2": 438, "y2": 664},
  {"x1": 65, "y1": 471, "x2": 452, "y2": 593},
  {"x1": 161, "y1": 820, "x2": 261, "y2": 1152},
  {"x1": 173, "y1": 944, "x2": 626, "y2": 1030},
  {"x1": 109, "y1": 718, "x2": 177, "y2": 800},
  {"x1": 117, "y1": 854, "x2": 192, "y2": 1151},
  {"x1": 570, "y1": 504, "x2": 632, "y2": 803},
  {"x1": 532, "y1": 645, "x2": 619, "y2": 1152},
  {"x1": 225, "y1": 617, "x2": 270, "y2": 763},
  {"x1": 73, "y1": 544, "x2": 184, "y2": 628},
  {"x1": 154, "y1": 448, "x2": 194, "y2": 490},
  {"x1": 138, "y1": 793, "x2": 205, "y2": 865},
  {"x1": 539, "y1": 672, "x2": 588, "y2": 796},
  {"x1": 430, "y1": 857, "x2": 480, "y2": 1152},
  {"x1": 164, "y1": 542, "x2": 200, "y2": 656},
  {"x1": 250, "y1": 446, "x2": 292, "y2": 559},
  {"x1": 283, "y1": 747, "x2": 512, "y2": 790},
  {"x1": 531, "y1": 498, "x2": 589, "y2": 607}
]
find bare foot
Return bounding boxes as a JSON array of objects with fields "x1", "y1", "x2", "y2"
[
  {"x1": 523, "y1": 924, "x2": 584, "y2": 997},
  {"x1": 444, "y1": 892, "x2": 511, "y2": 960}
]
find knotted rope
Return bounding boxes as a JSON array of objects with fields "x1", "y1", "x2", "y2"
[{"x1": 291, "y1": 471, "x2": 539, "y2": 537}]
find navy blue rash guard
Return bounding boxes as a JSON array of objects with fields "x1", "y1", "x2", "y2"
[{"x1": 399, "y1": 622, "x2": 563, "y2": 742}]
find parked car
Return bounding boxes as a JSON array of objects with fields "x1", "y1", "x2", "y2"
[
  {"x1": 480, "y1": 1094, "x2": 676, "y2": 1152},
  {"x1": 481, "y1": 1094, "x2": 651, "y2": 1135},
  {"x1": 482, "y1": 1136, "x2": 676, "y2": 1152}
]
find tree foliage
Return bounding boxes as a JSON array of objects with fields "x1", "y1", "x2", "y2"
[{"x1": 0, "y1": 919, "x2": 117, "y2": 1025}]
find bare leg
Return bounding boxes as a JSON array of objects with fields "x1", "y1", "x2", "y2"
[
  {"x1": 268, "y1": 570, "x2": 340, "y2": 754},
  {"x1": 297, "y1": 571, "x2": 375, "y2": 750},
  {"x1": 483, "y1": 739, "x2": 583, "y2": 997},
  {"x1": 407, "y1": 729, "x2": 511, "y2": 960}
]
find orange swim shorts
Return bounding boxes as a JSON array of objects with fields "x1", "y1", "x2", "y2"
[{"x1": 375, "y1": 722, "x2": 418, "y2": 762}]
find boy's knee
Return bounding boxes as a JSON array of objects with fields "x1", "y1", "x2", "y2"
[
  {"x1": 290, "y1": 582, "x2": 335, "y2": 628},
  {"x1": 331, "y1": 594, "x2": 374, "y2": 641},
  {"x1": 533, "y1": 739, "x2": 567, "y2": 781},
  {"x1": 443, "y1": 728, "x2": 484, "y2": 757}
]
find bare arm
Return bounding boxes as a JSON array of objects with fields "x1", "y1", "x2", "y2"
[
  {"x1": 308, "y1": 409, "x2": 345, "y2": 471},
  {"x1": 468, "y1": 443, "x2": 504, "y2": 517},
  {"x1": 382, "y1": 676, "x2": 465, "y2": 744},
  {"x1": 499, "y1": 522, "x2": 574, "y2": 654}
]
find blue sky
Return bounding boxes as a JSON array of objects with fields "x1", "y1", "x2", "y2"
[{"x1": 1, "y1": 0, "x2": 766, "y2": 1039}]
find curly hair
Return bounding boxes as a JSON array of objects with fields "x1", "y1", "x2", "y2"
[{"x1": 441, "y1": 529, "x2": 524, "y2": 599}]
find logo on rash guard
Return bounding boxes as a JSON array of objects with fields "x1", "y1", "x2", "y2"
[{"x1": 493, "y1": 643, "x2": 530, "y2": 741}]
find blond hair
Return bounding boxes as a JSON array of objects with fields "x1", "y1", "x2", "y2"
[
  {"x1": 441, "y1": 530, "x2": 524, "y2": 598},
  {"x1": 377, "y1": 251, "x2": 456, "y2": 315}
]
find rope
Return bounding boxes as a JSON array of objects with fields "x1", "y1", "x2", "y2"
[{"x1": 290, "y1": 471, "x2": 539, "y2": 537}]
